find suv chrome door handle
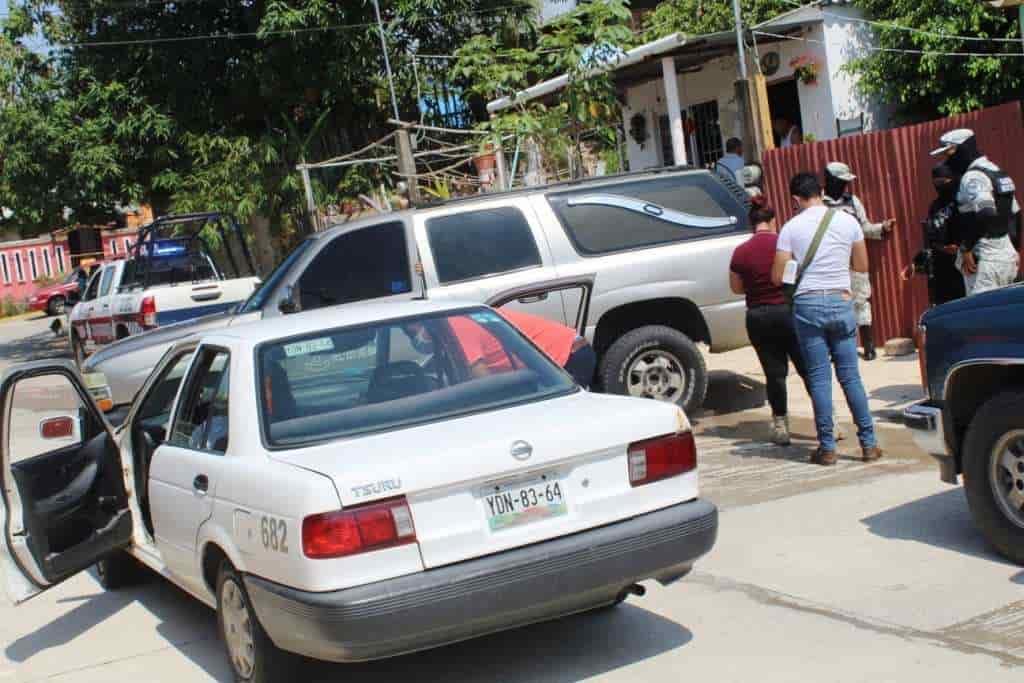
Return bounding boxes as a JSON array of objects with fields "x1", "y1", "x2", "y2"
[{"x1": 193, "y1": 474, "x2": 209, "y2": 495}]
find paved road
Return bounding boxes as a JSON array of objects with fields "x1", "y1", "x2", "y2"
[{"x1": 0, "y1": 319, "x2": 1021, "y2": 682}]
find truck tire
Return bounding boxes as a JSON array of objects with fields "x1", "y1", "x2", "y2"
[
  {"x1": 599, "y1": 325, "x2": 708, "y2": 415},
  {"x1": 217, "y1": 561, "x2": 298, "y2": 683},
  {"x1": 47, "y1": 296, "x2": 65, "y2": 317},
  {"x1": 962, "y1": 390, "x2": 1024, "y2": 566}
]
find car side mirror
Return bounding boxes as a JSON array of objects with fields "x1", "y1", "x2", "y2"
[{"x1": 278, "y1": 284, "x2": 300, "y2": 315}]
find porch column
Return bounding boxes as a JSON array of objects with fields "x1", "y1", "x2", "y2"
[{"x1": 660, "y1": 56, "x2": 688, "y2": 166}]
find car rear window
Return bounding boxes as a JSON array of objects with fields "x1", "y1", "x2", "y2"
[
  {"x1": 546, "y1": 174, "x2": 746, "y2": 256},
  {"x1": 258, "y1": 308, "x2": 576, "y2": 447}
]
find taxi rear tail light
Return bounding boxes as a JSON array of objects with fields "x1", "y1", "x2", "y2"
[
  {"x1": 628, "y1": 432, "x2": 696, "y2": 487},
  {"x1": 302, "y1": 497, "x2": 416, "y2": 559}
]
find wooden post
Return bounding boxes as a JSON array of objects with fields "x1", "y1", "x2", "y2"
[
  {"x1": 395, "y1": 128, "x2": 421, "y2": 204},
  {"x1": 299, "y1": 162, "x2": 319, "y2": 231},
  {"x1": 495, "y1": 145, "x2": 509, "y2": 191},
  {"x1": 751, "y1": 72, "x2": 775, "y2": 156},
  {"x1": 661, "y1": 56, "x2": 688, "y2": 166}
]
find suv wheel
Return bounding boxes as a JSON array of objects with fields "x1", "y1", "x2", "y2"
[
  {"x1": 599, "y1": 325, "x2": 707, "y2": 414},
  {"x1": 962, "y1": 391, "x2": 1024, "y2": 565},
  {"x1": 47, "y1": 296, "x2": 65, "y2": 317}
]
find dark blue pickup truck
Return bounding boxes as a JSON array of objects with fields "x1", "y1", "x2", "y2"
[{"x1": 904, "y1": 285, "x2": 1024, "y2": 565}]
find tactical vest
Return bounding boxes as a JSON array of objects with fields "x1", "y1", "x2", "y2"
[{"x1": 976, "y1": 166, "x2": 1016, "y2": 238}]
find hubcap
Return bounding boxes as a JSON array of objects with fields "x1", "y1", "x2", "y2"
[
  {"x1": 989, "y1": 429, "x2": 1024, "y2": 530},
  {"x1": 626, "y1": 350, "x2": 686, "y2": 402},
  {"x1": 220, "y1": 579, "x2": 255, "y2": 679}
]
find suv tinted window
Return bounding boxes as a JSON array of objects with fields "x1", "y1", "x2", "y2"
[
  {"x1": 547, "y1": 174, "x2": 746, "y2": 256},
  {"x1": 426, "y1": 207, "x2": 541, "y2": 284},
  {"x1": 297, "y1": 222, "x2": 410, "y2": 311}
]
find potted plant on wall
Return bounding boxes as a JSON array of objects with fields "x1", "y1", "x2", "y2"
[{"x1": 789, "y1": 55, "x2": 820, "y2": 86}]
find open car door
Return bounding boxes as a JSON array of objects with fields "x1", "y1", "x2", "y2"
[
  {"x1": 0, "y1": 360, "x2": 132, "y2": 604},
  {"x1": 485, "y1": 274, "x2": 596, "y2": 336}
]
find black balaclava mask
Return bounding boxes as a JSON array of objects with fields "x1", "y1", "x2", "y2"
[
  {"x1": 932, "y1": 163, "x2": 958, "y2": 202},
  {"x1": 947, "y1": 135, "x2": 981, "y2": 176},
  {"x1": 824, "y1": 167, "x2": 849, "y2": 201}
]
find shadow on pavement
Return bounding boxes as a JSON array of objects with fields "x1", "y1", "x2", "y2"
[
  {"x1": 860, "y1": 488, "x2": 1017, "y2": 566},
  {"x1": 0, "y1": 327, "x2": 69, "y2": 364},
  {"x1": 700, "y1": 370, "x2": 766, "y2": 418},
  {"x1": 869, "y1": 384, "x2": 924, "y2": 409}
]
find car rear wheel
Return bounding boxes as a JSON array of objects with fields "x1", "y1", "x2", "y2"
[
  {"x1": 599, "y1": 325, "x2": 708, "y2": 415},
  {"x1": 217, "y1": 561, "x2": 298, "y2": 683},
  {"x1": 47, "y1": 296, "x2": 65, "y2": 317},
  {"x1": 962, "y1": 391, "x2": 1024, "y2": 566}
]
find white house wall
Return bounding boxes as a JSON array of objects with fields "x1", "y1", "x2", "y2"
[
  {"x1": 621, "y1": 17, "x2": 890, "y2": 169},
  {"x1": 821, "y1": 6, "x2": 890, "y2": 131}
]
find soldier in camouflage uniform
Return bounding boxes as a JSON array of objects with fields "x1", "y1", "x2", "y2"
[
  {"x1": 822, "y1": 162, "x2": 895, "y2": 360},
  {"x1": 930, "y1": 129, "x2": 1021, "y2": 296}
]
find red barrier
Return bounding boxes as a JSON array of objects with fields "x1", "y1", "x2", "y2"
[{"x1": 762, "y1": 101, "x2": 1024, "y2": 343}]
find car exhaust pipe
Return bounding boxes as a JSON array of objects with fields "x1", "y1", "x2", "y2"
[{"x1": 617, "y1": 583, "x2": 646, "y2": 602}]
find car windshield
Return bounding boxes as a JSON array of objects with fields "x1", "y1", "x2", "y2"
[
  {"x1": 62, "y1": 269, "x2": 79, "y2": 285},
  {"x1": 258, "y1": 308, "x2": 577, "y2": 446},
  {"x1": 239, "y1": 238, "x2": 313, "y2": 314}
]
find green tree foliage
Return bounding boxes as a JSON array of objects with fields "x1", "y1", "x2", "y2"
[
  {"x1": 0, "y1": 0, "x2": 535, "y2": 257},
  {"x1": 454, "y1": 0, "x2": 633, "y2": 178},
  {"x1": 641, "y1": 0, "x2": 791, "y2": 40},
  {"x1": 846, "y1": 0, "x2": 1024, "y2": 117}
]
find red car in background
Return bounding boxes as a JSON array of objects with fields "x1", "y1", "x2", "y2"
[{"x1": 29, "y1": 262, "x2": 102, "y2": 316}]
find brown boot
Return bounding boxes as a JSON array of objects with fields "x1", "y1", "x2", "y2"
[
  {"x1": 810, "y1": 447, "x2": 838, "y2": 466},
  {"x1": 862, "y1": 446, "x2": 883, "y2": 462}
]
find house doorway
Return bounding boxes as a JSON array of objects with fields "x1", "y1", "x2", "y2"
[
  {"x1": 767, "y1": 79, "x2": 803, "y2": 146},
  {"x1": 657, "y1": 99, "x2": 724, "y2": 168}
]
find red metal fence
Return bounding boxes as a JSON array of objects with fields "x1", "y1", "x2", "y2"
[{"x1": 762, "y1": 101, "x2": 1024, "y2": 343}]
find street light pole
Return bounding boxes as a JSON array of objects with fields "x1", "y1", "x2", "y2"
[
  {"x1": 372, "y1": 0, "x2": 401, "y2": 121},
  {"x1": 731, "y1": 0, "x2": 748, "y2": 80}
]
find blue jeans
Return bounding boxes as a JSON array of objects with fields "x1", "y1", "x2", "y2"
[{"x1": 793, "y1": 293, "x2": 877, "y2": 452}]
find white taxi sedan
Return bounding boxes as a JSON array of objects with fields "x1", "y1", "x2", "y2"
[{"x1": 0, "y1": 295, "x2": 717, "y2": 682}]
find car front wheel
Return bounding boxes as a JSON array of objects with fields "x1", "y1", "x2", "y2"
[
  {"x1": 962, "y1": 390, "x2": 1024, "y2": 566},
  {"x1": 599, "y1": 325, "x2": 708, "y2": 415},
  {"x1": 217, "y1": 561, "x2": 297, "y2": 683}
]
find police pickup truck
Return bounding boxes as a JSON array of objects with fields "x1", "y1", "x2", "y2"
[{"x1": 69, "y1": 213, "x2": 260, "y2": 363}]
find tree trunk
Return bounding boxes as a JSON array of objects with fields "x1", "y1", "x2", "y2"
[{"x1": 248, "y1": 213, "x2": 276, "y2": 276}]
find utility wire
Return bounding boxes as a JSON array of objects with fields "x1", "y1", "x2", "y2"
[
  {"x1": 755, "y1": 28, "x2": 1024, "y2": 58},
  {"x1": 778, "y1": 0, "x2": 1024, "y2": 44}
]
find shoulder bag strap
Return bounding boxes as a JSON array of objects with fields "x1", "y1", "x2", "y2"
[{"x1": 794, "y1": 208, "x2": 836, "y2": 291}]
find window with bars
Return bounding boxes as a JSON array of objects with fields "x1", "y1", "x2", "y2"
[
  {"x1": 28, "y1": 250, "x2": 38, "y2": 280},
  {"x1": 56, "y1": 246, "x2": 65, "y2": 272},
  {"x1": 0, "y1": 254, "x2": 9, "y2": 283},
  {"x1": 111, "y1": 240, "x2": 118, "y2": 256},
  {"x1": 42, "y1": 249, "x2": 51, "y2": 276},
  {"x1": 14, "y1": 253, "x2": 24, "y2": 281}
]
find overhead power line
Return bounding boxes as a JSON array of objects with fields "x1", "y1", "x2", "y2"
[
  {"x1": 755, "y1": 28, "x2": 1024, "y2": 58},
  {"x1": 779, "y1": 0, "x2": 1024, "y2": 44}
]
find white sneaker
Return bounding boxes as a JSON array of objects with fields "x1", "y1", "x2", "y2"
[{"x1": 772, "y1": 416, "x2": 791, "y2": 446}]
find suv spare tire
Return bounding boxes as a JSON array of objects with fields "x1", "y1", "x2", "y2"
[{"x1": 599, "y1": 325, "x2": 707, "y2": 415}]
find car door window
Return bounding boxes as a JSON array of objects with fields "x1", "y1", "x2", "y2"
[
  {"x1": 296, "y1": 222, "x2": 411, "y2": 311},
  {"x1": 7, "y1": 374, "x2": 99, "y2": 464},
  {"x1": 98, "y1": 266, "x2": 116, "y2": 298},
  {"x1": 135, "y1": 351, "x2": 195, "y2": 439},
  {"x1": 168, "y1": 349, "x2": 230, "y2": 454},
  {"x1": 82, "y1": 271, "x2": 101, "y2": 302},
  {"x1": 426, "y1": 207, "x2": 542, "y2": 284}
]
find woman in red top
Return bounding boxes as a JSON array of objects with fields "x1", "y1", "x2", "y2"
[{"x1": 729, "y1": 197, "x2": 809, "y2": 445}]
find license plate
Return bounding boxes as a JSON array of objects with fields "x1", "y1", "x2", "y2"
[{"x1": 483, "y1": 475, "x2": 568, "y2": 532}]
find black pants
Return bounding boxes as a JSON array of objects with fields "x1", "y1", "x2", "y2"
[
  {"x1": 930, "y1": 251, "x2": 966, "y2": 306},
  {"x1": 746, "y1": 304, "x2": 808, "y2": 417},
  {"x1": 565, "y1": 342, "x2": 597, "y2": 389}
]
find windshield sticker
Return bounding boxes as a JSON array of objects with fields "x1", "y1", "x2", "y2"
[
  {"x1": 283, "y1": 337, "x2": 335, "y2": 357},
  {"x1": 470, "y1": 312, "x2": 501, "y2": 324}
]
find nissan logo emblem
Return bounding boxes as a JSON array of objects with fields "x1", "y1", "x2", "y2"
[{"x1": 510, "y1": 440, "x2": 533, "y2": 461}]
